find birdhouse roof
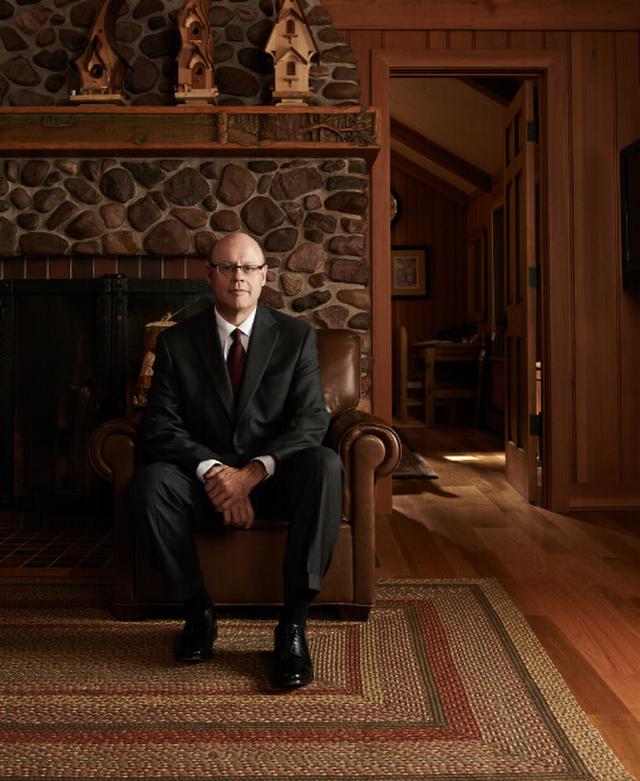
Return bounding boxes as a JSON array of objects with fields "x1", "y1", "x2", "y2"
[
  {"x1": 187, "y1": 47, "x2": 209, "y2": 68},
  {"x1": 178, "y1": 40, "x2": 212, "y2": 68},
  {"x1": 178, "y1": 0, "x2": 210, "y2": 26},
  {"x1": 85, "y1": 47, "x2": 107, "y2": 70},
  {"x1": 280, "y1": 5, "x2": 306, "y2": 23},
  {"x1": 88, "y1": 37, "x2": 117, "y2": 69},
  {"x1": 265, "y1": 0, "x2": 318, "y2": 57},
  {"x1": 273, "y1": 47, "x2": 309, "y2": 66}
]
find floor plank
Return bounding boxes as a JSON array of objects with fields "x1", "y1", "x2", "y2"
[{"x1": 382, "y1": 424, "x2": 640, "y2": 779}]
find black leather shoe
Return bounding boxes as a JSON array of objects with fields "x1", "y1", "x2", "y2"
[
  {"x1": 273, "y1": 623, "x2": 313, "y2": 688},
  {"x1": 175, "y1": 607, "x2": 218, "y2": 663}
]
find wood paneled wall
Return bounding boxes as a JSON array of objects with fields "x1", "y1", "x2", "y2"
[
  {"x1": 390, "y1": 165, "x2": 467, "y2": 347},
  {"x1": 337, "y1": 17, "x2": 640, "y2": 510},
  {"x1": 327, "y1": 1, "x2": 640, "y2": 31}
]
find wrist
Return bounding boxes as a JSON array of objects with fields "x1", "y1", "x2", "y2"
[
  {"x1": 246, "y1": 460, "x2": 267, "y2": 485},
  {"x1": 203, "y1": 463, "x2": 223, "y2": 481}
]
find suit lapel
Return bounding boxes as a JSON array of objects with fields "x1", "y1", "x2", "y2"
[
  {"x1": 235, "y1": 305, "x2": 279, "y2": 423},
  {"x1": 189, "y1": 306, "x2": 234, "y2": 422}
]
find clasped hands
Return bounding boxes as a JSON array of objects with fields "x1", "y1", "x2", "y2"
[{"x1": 203, "y1": 461, "x2": 266, "y2": 530}]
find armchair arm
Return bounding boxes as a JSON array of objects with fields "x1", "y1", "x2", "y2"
[
  {"x1": 329, "y1": 408, "x2": 401, "y2": 481},
  {"x1": 89, "y1": 414, "x2": 141, "y2": 483},
  {"x1": 328, "y1": 409, "x2": 401, "y2": 608}
]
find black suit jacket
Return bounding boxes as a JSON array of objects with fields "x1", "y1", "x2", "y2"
[{"x1": 141, "y1": 304, "x2": 330, "y2": 475}]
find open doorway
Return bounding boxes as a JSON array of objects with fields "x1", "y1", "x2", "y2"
[{"x1": 389, "y1": 76, "x2": 543, "y2": 505}]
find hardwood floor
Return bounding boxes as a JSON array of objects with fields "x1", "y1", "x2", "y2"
[{"x1": 382, "y1": 423, "x2": 640, "y2": 778}]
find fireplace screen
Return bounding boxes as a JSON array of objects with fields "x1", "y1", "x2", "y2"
[{"x1": 0, "y1": 277, "x2": 211, "y2": 529}]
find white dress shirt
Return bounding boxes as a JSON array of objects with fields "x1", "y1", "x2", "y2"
[{"x1": 196, "y1": 306, "x2": 275, "y2": 483}]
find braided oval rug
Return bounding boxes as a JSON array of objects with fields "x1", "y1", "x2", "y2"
[{"x1": 0, "y1": 579, "x2": 634, "y2": 780}]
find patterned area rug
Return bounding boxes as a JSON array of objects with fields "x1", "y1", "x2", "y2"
[{"x1": 0, "y1": 580, "x2": 633, "y2": 780}]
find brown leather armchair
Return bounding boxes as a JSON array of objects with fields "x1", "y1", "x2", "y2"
[{"x1": 90, "y1": 329, "x2": 401, "y2": 620}]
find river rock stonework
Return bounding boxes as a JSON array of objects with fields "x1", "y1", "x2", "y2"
[
  {"x1": 0, "y1": 0, "x2": 360, "y2": 107},
  {"x1": 0, "y1": 155, "x2": 371, "y2": 378}
]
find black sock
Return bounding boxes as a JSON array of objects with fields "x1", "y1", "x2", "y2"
[
  {"x1": 184, "y1": 586, "x2": 213, "y2": 617},
  {"x1": 280, "y1": 591, "x2": 314, "y2": 628}
]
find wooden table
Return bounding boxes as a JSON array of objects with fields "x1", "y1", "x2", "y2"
[{"x1": 413, "y1": 341, "x2": 484, "y2": 428}]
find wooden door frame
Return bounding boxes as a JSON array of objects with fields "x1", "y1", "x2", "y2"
[{"x1": 370, "y1": 49, "x2": 572, "y2": 511}]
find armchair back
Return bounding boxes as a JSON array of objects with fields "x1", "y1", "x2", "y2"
[{"x1": 317, "y1": 330, "x2": 361, "y2": 415}]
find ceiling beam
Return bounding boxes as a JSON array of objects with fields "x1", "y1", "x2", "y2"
[
  {"x1": 391, "y1": 149, "x2": 470, "y2": 208},
  {"x1": 458, "y1": 78, "x2": 512, "y2": 107},
  {"x1": 390, "y1": 117, "x2": 493, "y2": 192}
]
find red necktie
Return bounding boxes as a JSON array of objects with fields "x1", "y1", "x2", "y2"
[{"x1": 227, "y1": 329, "x2": 246, "y2": 395}]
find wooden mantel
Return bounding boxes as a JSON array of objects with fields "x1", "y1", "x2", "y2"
[{"x1": 0, "y1": 106, "x2": 380, "y2": 162}]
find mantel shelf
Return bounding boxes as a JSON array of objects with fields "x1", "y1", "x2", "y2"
[{"x1": 0, "y1": 105, "x2": 380, "y2": 162}]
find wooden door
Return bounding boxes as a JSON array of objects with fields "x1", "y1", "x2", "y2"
[{"x1": 503, "y1": 81, "x2": 538, "y2": 501}]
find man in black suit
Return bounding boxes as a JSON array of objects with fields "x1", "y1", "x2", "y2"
[{"x1": 130, "y1": 232, "x2": 342, "y2": 688}]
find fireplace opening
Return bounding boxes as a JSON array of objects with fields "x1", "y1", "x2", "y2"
[{"x1": 0, "y1": 275, "x2": 211, "y2": 571}]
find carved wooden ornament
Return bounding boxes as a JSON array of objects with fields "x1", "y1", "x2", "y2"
[
  {"x1": 131, "y1": 315, "x2": 177, "y2": 409},
  {"x1": 174, "y1": 0, "x2": 218, "y2": 105},
  {"x1": 265, "y1": 0, "x2": 319, "y2": 105},
  {"x1": 70, "y1": 0, "x2": 127, "y2": 104}
]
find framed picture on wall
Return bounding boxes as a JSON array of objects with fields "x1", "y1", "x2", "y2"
[{"x1": 391, "y1": 245, "x2": 431, "y2": 299}]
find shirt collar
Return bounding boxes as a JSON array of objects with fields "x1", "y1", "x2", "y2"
[{"x1": 214, "y1": 305, "x2": 258, "y2": 342}]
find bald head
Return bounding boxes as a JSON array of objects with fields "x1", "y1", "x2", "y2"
[{"x1": 209, "y1": 232, "x2": 264, "y2": 266}]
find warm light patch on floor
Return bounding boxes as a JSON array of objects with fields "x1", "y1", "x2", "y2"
[{"x1": 444, "y1": 452, "x2": 505, "y2": 463}]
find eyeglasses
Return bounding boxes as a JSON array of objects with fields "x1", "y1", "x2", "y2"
[{"x1": 208, "y1": 263, "x2": 266, "y2": 277}]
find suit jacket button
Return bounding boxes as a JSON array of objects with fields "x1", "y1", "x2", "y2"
[{"x1": 236, "y1": 447, "x2": 244, "y2": 454}]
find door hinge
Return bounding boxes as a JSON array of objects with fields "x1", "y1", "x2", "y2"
[
  {"x1": 529, "y1": 412, "x2": 542, "y2": 437},
  {"x1": 528, "y1": 266, "x2": 539, "y2": 288},
  {"x1": 527, "y1": 120, "x2": 538, "y2": 142}
]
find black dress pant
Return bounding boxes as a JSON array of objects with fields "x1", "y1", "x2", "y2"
[{"x1": 129, "y1": 446, "x2": 343, "y2": 602}]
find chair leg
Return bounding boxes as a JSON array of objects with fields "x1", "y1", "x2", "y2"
[
  {"x1": 425, "y1": 347, "x2": 436, "y2": 428},
  {"x1": 474, "y1": 350, "x2": 486, "y2": 427},
  {"x1": 397, "y1": 327, "x2": 409, "y2": 423}
]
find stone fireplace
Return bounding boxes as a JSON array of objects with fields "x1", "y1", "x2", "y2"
[
  {"x1": 0, "y1": 0, "x2": 380, "y2": 539},
  {"x1": 0, "y1": 153, "x2": 372, "y2": 333}
]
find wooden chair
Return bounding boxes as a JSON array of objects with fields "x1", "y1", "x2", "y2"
[
  {"x1": 394, "y1": 325, "x2": 425, "y2": 423},
  {"x1": 420, "y1": 344, "x2": 486, "y2": 428}
]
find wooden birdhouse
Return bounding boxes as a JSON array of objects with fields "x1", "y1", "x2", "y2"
[
  {"x1": 70, "y1": 0, "x2": 127, "y2": 104},
  {"x1": 265, "y1": 0, "x2": 319, "y2": 105},
  {"x1": 174, "y1": 0, "x2": 218, "y2": 105}
]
